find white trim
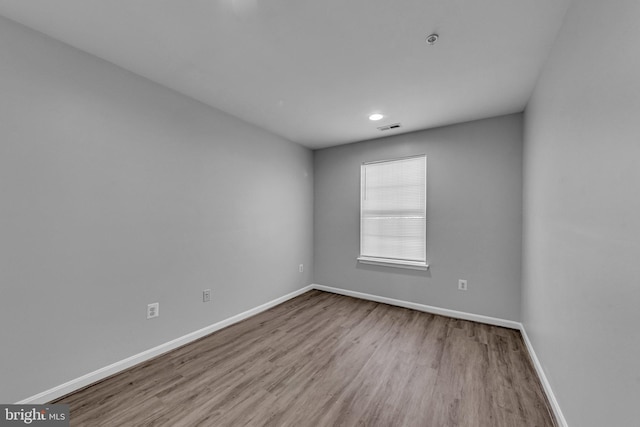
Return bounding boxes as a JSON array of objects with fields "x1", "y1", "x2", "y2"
[
  {"x1": 310, "y1": 283, "x2": 567, "y2": 426},
  {"x1": 18, "y1": 282, "x2": 566, "y2": 427},
  {"x1": 311, "y1": 284, "x2": 520, "y2": 329},
  {"x1": 16, "y1": 284, "x2": 314, "y2": 404},
  {"x1": 519, "y1": 325, "x2": 568, "y2": 427},
  {"x1": 357, "y1": 256, "x2": 429, "y2": 270},
  {"x1": 360, "y1": 155, "x2": 427, "y2": 267}
]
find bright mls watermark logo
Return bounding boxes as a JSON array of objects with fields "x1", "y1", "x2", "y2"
[{"x1": 0, "y1": 405, "x2": 69, "y2": 426}]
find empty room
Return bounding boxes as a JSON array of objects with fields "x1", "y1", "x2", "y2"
[{"x1": 0, "y1": 0, "x2": 638, "y2": 426}]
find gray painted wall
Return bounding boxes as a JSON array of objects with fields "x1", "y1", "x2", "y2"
[
  {"x1": 522, "y1": 0, "x2": 640, "y2": 425},
  {"x1": 314, "y1": 114, "x2": 523, "y2": 321},
  {"x1": 0, "y1": 17, "x2": 313, "y2": 403}
]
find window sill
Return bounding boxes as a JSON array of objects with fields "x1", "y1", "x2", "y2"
[{"x1": 357, "y1": 257, "x2": 429, "y2": 271}]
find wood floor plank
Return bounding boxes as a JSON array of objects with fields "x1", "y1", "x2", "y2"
[{"x1": 53, "y1": 290, "x2": 556, "y2": 426}]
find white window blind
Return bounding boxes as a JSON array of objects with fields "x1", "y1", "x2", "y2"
[{"x1": 359, "y1": 155, "x2": 427, "y2": 269}]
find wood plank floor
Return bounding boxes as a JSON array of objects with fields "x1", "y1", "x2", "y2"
[{"x1": 53, "y1": 290, "x2": 556, "y2": 426}]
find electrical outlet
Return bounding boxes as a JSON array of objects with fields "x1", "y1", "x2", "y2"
[
  {"x1": 203, "y1": 289, "x2": 211, "y2": 302},
  {"x1": 299, "y1": 264, "x2": 304, "y2": 273},
  {"x1": 458, "y1": 279, "x2": 468, "y2": 291},
  {"x1": 147, "y1": 302, "x2": 159, "y2": 319}
]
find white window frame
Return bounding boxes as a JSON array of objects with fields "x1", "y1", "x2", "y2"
[{"x1": 357, "y1": 155, "x2": 429, "y2": 270}]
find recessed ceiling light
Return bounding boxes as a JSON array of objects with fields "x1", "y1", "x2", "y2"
[
  {"x1": 369, "y1": 113, "x2": 384, "y2": 121},
  {"x1": 426, "y1": 34, "x2": 439, "y2": 45}
]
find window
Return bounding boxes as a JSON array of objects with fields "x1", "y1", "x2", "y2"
[{"x1": 358, "y1": 155, "x2": 428, "y2": 270}]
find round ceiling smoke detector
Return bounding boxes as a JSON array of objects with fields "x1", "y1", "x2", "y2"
[{"x1": 426, "y1": 34, "x2": 439, "y2": 45}]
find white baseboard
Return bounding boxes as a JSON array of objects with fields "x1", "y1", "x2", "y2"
[
  {"x1": 312, "y1": 283, "x2": 567, "y2": 426},
  {"x1": 311, "y1": 284, "x2": 521, "y2": 329},
  {"x1": 19, "y1": 282, "x2": 566, "y2": 427},
  {"x1": 17, "y1": 284, "x2": 314, "y2": 404},
  {"x1": 519, "y1": 326, "x2": 568, "y2": 427}
]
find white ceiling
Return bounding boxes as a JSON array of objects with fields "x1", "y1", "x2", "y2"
[{"x1": 0, "y1": 0, "x2": 570, "y2": 149}]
